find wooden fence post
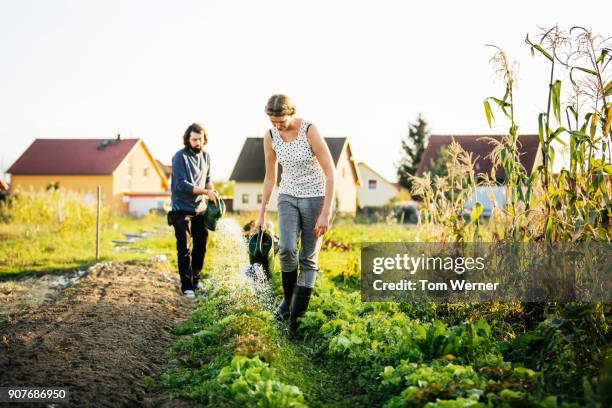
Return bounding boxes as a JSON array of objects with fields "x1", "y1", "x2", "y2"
[
  {"x1": 58, "y1": 195, "x2": 64, "y2": 223},
  {"x1": 96, "y1": 185, "x2": 101, "y2": 263}
]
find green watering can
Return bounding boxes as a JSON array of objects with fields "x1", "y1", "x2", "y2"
[
  {"x1": 248, "y1": 227, "x2": 279, "y2": 278},
  {"x1": 203, "y1": 198, "x2": 226, "y2": 231}
]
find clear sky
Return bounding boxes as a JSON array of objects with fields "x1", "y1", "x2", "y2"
[{"x1": 1, "y1": 0, "x2": 609, "y2": 181}]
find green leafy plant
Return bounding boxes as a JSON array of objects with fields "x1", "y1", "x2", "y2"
[{"x1": 217, "y1": 356, "x2": 307, "y2": 407}]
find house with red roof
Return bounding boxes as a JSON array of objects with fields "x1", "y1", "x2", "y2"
[
  {"x1": 416, "y1": 134, "x2": 540, "y2": 179},
  {"x1": 8, "y1": 137, "x2": 170, "y2": 215},
  {"x1": 416, "y1": 134, "x2": 541, "y2": 215}
]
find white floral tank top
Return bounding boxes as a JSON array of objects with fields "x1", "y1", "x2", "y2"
[{"x1": 270, "y1": 120, "x2": 326, "y2": 197}]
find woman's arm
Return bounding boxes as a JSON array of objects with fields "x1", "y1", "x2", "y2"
[
  {"x1": 257, "y1": 131, "x2": 277, "y2": 227},
  {"x1": 307, "y1": 124, "x2": 336, "y2": 236}
]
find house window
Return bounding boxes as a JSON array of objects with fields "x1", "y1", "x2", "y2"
[
  {"x1": 257, "y1": 194, "x2": 263, "y2": 204},
  {"x1": 242, "y1": 194, "x2": 249, "y2": 204},
  {"x1": 127, "y1": 163, "x2": 132, "y2": 178},
  {"x1": 143, "y1": 166, "x2": 149, "y2": 178},
  {"x1": 342, "y1": 167, "x2": 346, "y2": 179},
  {"x1": 368, "y1": 179, "x2": 377, "y2": 190}
]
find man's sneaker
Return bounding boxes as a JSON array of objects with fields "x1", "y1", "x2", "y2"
[
  {"x1": 182, "y1": 290, "x2": 195, "y2": 298},
  {"x1": 195, "y1": 282, "x2": 204, "y2": 290}
]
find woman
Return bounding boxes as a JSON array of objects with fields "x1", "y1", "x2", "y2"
[{"x1": 257, "y1": 94, "x2": 336, "y2": 336}]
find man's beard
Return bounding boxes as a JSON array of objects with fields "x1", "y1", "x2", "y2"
[{"x1": 190, "y1": 146, "x2": 202, "y2": 154}]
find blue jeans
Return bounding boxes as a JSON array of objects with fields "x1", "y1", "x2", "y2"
[{"x1": 277, "y1": 194, "x2": 324, "y2": 288}]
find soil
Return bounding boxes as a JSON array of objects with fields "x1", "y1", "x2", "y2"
[{"x1": 0, "y1": 259, "x2": 194, "y2": 407}]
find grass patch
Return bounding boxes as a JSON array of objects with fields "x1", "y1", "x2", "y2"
[{"x1": 0, "y1": 191, "x2": 175, "y2": 276}]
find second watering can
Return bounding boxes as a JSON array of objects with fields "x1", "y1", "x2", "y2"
[{"x1": 247, "y1": 227, "x2": 279, "y2": 278}]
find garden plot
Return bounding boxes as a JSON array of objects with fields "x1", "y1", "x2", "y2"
[{"x1": 0, "y1": 259, "x2": 194, "y2": 407}]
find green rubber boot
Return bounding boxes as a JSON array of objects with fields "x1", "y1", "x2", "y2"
[
  {"x1": 288, "y1": 285, "x2": 313, "y2": 336},
  {"x1": 274, "y1": 269, "x2": 297, "y2": 321}
]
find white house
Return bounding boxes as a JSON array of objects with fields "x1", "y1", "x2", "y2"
[
  {"x1": 229, "y1": 137, "x2": 361, "y2": 214},
  {"x1": 357, "y1": 162, "x2": 408, "y2": 207},
  {"x1": 124, "y1": 192, "x2": 171, "y2": 216}
]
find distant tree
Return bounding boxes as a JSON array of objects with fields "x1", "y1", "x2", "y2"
[
  {"x1": 429, "y1": 145, "x2": 452, "y2": 179},
  {"x1": 397, "y1": 114, "x2": 430, "y2": 190},
  {"x1": 213, "y1": 180, "x2": 234, "y2": 197}
]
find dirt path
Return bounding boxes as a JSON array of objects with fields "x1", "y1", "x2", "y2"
[{"x1": 0, "y1": 259, "x2": 194, "y2": 407}]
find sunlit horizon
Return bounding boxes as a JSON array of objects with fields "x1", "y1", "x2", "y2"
[{"x1": 1, "y1": 0, "x2": 609, "y2": 181}]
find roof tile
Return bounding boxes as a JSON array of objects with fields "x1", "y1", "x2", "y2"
[
  {"x1": 8, "y1": 138, "x2": 139, "y2": 175},
  {"x1": 416, "y1": 135, "x2": 539, "y2": 178}
]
